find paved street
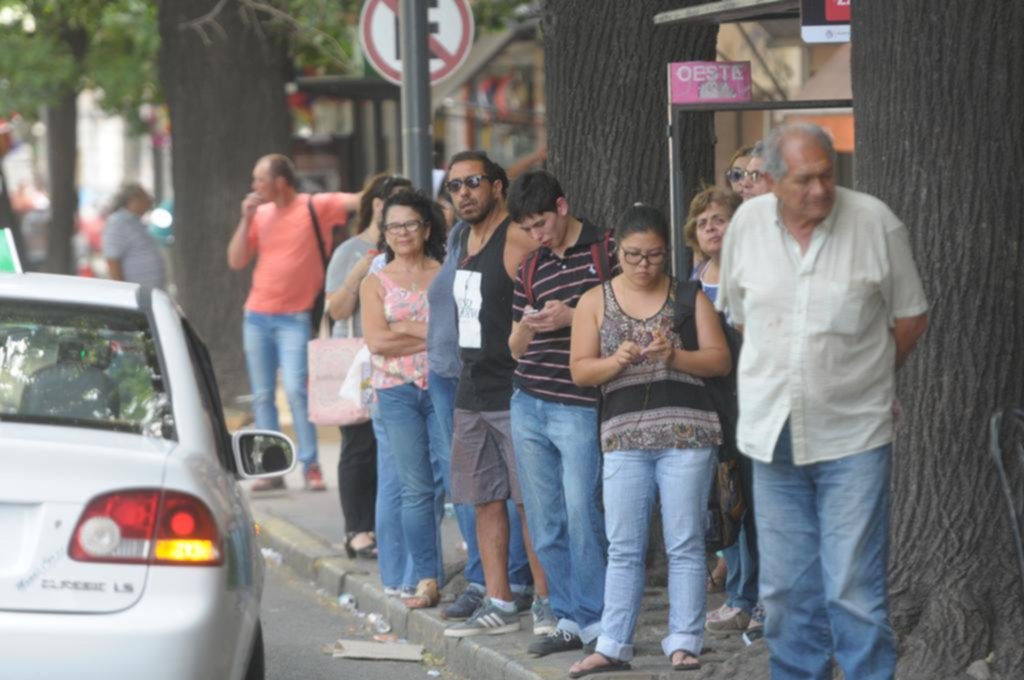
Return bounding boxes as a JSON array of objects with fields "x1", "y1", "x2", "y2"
[{"x1": 262, "y1": 559, "x2": 463, "y2": 680}]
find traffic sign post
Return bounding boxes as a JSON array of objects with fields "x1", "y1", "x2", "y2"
[
  {"x1": 360, "y1": 0, "x2": 475, "y2": 194},
  {"x1": 399, "y1": 0, "x2": 433, "y2": 193},
  {"x1": 359, "y1": 0, "x2": 475, "y2": 87}
]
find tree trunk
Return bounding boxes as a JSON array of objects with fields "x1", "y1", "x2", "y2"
[
  {"x1": 43, "y1": 89, "x2": 78, "y2": 275},
  {"x1": 852, "y1": 3, "x2": 1024, "y2": 679},
  {"x1": 540, "y1": 1, "x2": 718, "y2": 586},
  {"x1": 157, "y1": 0, "x2": 292, "y2": 401},
  {"x1": 541, "y1": 0, "x2": 717, "y2": 230}
]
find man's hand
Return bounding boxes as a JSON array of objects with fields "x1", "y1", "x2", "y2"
[
  {"x1": 522, "y1": 300, "x2": 574, "y2": 333},
  {"x1": 241, "y1": 192, "x2": 263, "y2": 222}
]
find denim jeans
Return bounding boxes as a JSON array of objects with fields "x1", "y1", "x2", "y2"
[
  {"x1": 511, "y1": 390, "x2": 606, "y2": 642},
  {"x1": 754, "y1": 423, "x2": 895, "y2": 680},
  {"x1": 376, "y1": 383, "x2": 447, "y2": 584},
  {"x1": 242, "y1": 311, "x2": 318, "y2": 469},
  {"x1": 373, "y1": 410, "x2": 412, "y2": 590},
  {"x1": 428, "y1": 371, "x2": 532, "y2": 590},
  {"x1": 597, "y1": 447, "x2": 715, "y2": 661}
]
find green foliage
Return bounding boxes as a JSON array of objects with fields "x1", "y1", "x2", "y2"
[
  {"x1": 0, "y1": 0, "x2": 532, "y2": 120},
  {"x1": 0, "y1": 0, "x2": 157, "y2": 126}
]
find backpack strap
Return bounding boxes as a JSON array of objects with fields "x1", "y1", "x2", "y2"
[
  {"x1": 590, "y1": 229, "x2": 613, "y2": 281},
  {"x1": 307, "y1": 195, "x2": 328, "y2": 269},
  {"x1": 672, "y1": 278, "x2": 703, "y2": 351},
  {"x1": 523, "y1": 250, "x2": 542, "y2": 308}
]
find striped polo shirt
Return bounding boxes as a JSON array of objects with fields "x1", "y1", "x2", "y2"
[{"x1": 512, "y1": 220, "x2": 618, "y2": 406}]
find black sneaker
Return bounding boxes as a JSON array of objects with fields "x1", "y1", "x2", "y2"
[
  {"x1": 442, "y1": 587, "x2": 485, "y2": 621},
  {"x1": 528, "y1": 629, "x2": 582, "y2": 657}
]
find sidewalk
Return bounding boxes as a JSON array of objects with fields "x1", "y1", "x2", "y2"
[{"x1": 238, "y1": 403, "x2": 769, "y2": 678}]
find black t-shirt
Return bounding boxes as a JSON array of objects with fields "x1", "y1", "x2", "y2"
[{"x1": 453, "y1": 217, "x2": 517, "y2": 412}]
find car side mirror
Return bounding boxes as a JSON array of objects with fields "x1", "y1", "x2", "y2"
[{"x1": 232, "y1": 430, "x2": 296, "y2": 479}]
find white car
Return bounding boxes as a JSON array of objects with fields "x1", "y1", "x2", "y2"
[{"x1": 0, "y1": 274, "x2": 294, "y2": 680}]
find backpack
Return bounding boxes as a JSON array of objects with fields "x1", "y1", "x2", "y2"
[
  {"x1": 522, "y1": 229, "x2": 614, "y2": 307},
  {"x1": 671, "y1": 279, "x2": 746, "y2": 552}
]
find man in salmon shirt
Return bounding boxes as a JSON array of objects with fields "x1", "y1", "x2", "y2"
[{"x1": 227, "y1": 154, "x2": 361, "y2": 491}]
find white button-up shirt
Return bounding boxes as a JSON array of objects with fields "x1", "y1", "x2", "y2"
[{"x1": 716, "y1": 187, "x2": 928, "y2": 465}]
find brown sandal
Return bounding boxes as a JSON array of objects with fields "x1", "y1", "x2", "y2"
[{"x1": 402, "y1": 578, "x2": 439, "y2": 609}]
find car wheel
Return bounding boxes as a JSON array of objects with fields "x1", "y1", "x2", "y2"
[{"x1": 244, "y1": 620, "x2": 265, "y2": 680}]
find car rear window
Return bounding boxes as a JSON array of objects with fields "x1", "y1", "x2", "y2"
[{"x1": 0, "y1": 301, "x2": 174, "y2": 438}]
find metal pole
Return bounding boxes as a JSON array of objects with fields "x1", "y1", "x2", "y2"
[{"x1": 400, "y1": 0, "x2": 433, "y2": 194}]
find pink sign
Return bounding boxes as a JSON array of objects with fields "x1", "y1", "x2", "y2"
[{"x1": 669, "y1": 61, "x2": 752, "y2": 105}]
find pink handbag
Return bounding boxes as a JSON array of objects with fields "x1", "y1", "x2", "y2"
[{"x1": 307, "y1": 318, "x2": 371, "y2": 426}]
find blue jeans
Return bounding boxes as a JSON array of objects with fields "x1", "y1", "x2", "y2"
[
  {"x1": 373, "y1": 410, "x2": 412, "y2": 590},
  {"x1": 511, "y1": 390, "x2": 606, "y2": 641},
  {"x1": 428, "y1": 371, "x2": 532, "y2": 590},
  {"x1": 242, "y1": 311, "x2": 318, "y2": 469},
  {"x1": 754, "y1": 423, "x2": 895, "y2": 680},
  {"x1": 597, "y1": 448, "x2": 715, "y2": 661},
  {"x1": 376, "y1": 383, "x2": 446, "y2": 584}
]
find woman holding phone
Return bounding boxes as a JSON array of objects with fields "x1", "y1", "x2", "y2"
[{"x1": 568, "y1": 204, "x2": 730, "y2": 676}]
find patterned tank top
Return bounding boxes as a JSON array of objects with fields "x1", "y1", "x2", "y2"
[
  {"x1": 370, "y1": 271, "x2": 429, "y2": 391},
  {"x1": 598, "y1": 279, "x2": 722, "y2": 453}
]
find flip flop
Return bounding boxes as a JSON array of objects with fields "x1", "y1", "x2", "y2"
[
  {"x1": 671, "y1": 649, "x2": 701, "y2": 672},
  {"x1": 569, "y1": 652, "x2": 631, "y2": 678}
]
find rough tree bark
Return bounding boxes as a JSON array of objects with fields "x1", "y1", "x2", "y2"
[
  {"x1": 157, "y1": 0, "x2": 292, "y2": 400},
  {"x1": 540, "y1": 0, "x2": 718, "y2": 587},
  {"x1": 853, "y1": 3, "x2": 1024, "y2": 679},
  {"x1": 43, "y1": 26, "x2": 87, "y2": 275},
  {"x1": 541, "y1": 0, "x2": 717, "y2": 230}
]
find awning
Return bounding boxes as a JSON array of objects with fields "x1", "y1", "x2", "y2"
[{"x1": 654, "y1": 0, "x2": 799, "y2": 26}]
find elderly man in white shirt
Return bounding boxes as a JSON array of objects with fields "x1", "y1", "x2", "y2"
[{"x1": 717, "y1": 123, "x2": 928, "y2": 680}]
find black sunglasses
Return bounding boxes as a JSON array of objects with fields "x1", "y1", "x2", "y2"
[{"x1": 446, "y1": 174, "x2": 490, "y2": 193}]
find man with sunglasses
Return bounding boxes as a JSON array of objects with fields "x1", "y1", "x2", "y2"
[
  {"x1": 443, "y1": 151, "x2": 550, "y2": 639},
  {"x1": 505, "y1": 170, "x2": 617, "y2": 657}
]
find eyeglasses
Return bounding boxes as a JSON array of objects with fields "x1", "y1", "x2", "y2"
[
  {"x1": 620, "y1": 249, "x2": 667, "y2": 266},
  {"x1": 725, "y1": 168, "x2": 764, "y2": 184},
  {"x1": 446, "y1": 174, "x2": 490, "y2": 193},
  {"x1": 382, "y1": 219, "x2": 423, "y2": 234}
]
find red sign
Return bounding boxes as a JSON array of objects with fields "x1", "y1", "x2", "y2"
[
  {"x1": 801, "y1": 0, "x2": 850, "y2": 43},
  {"x1": 826, "y1": 0, "x2": 851, "y2": 22},
  {"x1": 359, "y1": 0, "x2": 475, "y2": 86}
]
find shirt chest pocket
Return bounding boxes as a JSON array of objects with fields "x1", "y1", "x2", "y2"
[{"x1": 809, "y1": 280, "x2": 878, "y2": 336}]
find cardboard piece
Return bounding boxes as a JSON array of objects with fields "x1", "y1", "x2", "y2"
[{"x1": 331, "y1": 639, "x2": 424, "y2": 662}]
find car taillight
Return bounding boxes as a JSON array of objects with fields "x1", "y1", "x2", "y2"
[{"x1": 69, "y1": 489, "x2": 222, "y2": 566}]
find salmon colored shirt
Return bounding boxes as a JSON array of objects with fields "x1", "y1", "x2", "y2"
[{"x1": 244, "y1": 193, "x2": 356, "y2": 314}]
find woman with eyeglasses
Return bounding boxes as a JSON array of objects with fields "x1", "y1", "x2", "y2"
[
  {"x1": 324, "y1": 173, "x2": 412, "y2": 563},
  {"x1": 568, "y1": 204, "x2": 730, "y2": 677},
  {"x1": 739, "y1": 141, "x2": 772, "y2": 202},
  {"x1": 683, "y1": 187, "x2": 765, "y2": 638},
  {"x1": 724, "y1": 145, "x2": 754, "y2": 193},
  {"x1": 360, "y1": 191, "x2": 448, "y2": 609}
]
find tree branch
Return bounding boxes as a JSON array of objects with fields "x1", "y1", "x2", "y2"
[
  {"x1": 180, "y1": 0, "x2": 231, "y2": 45},
  {"x1": 242, "y1": 0, "x2": 350, "y2": 66}
]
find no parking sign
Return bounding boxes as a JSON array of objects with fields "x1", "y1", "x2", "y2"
[{"x1": 359, "y1": 0, "x2": 475, "y2": 86}]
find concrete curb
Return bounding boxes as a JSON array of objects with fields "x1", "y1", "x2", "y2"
[{"x1": 254, "y1": 508, "x2": 549, "y2": 680}]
